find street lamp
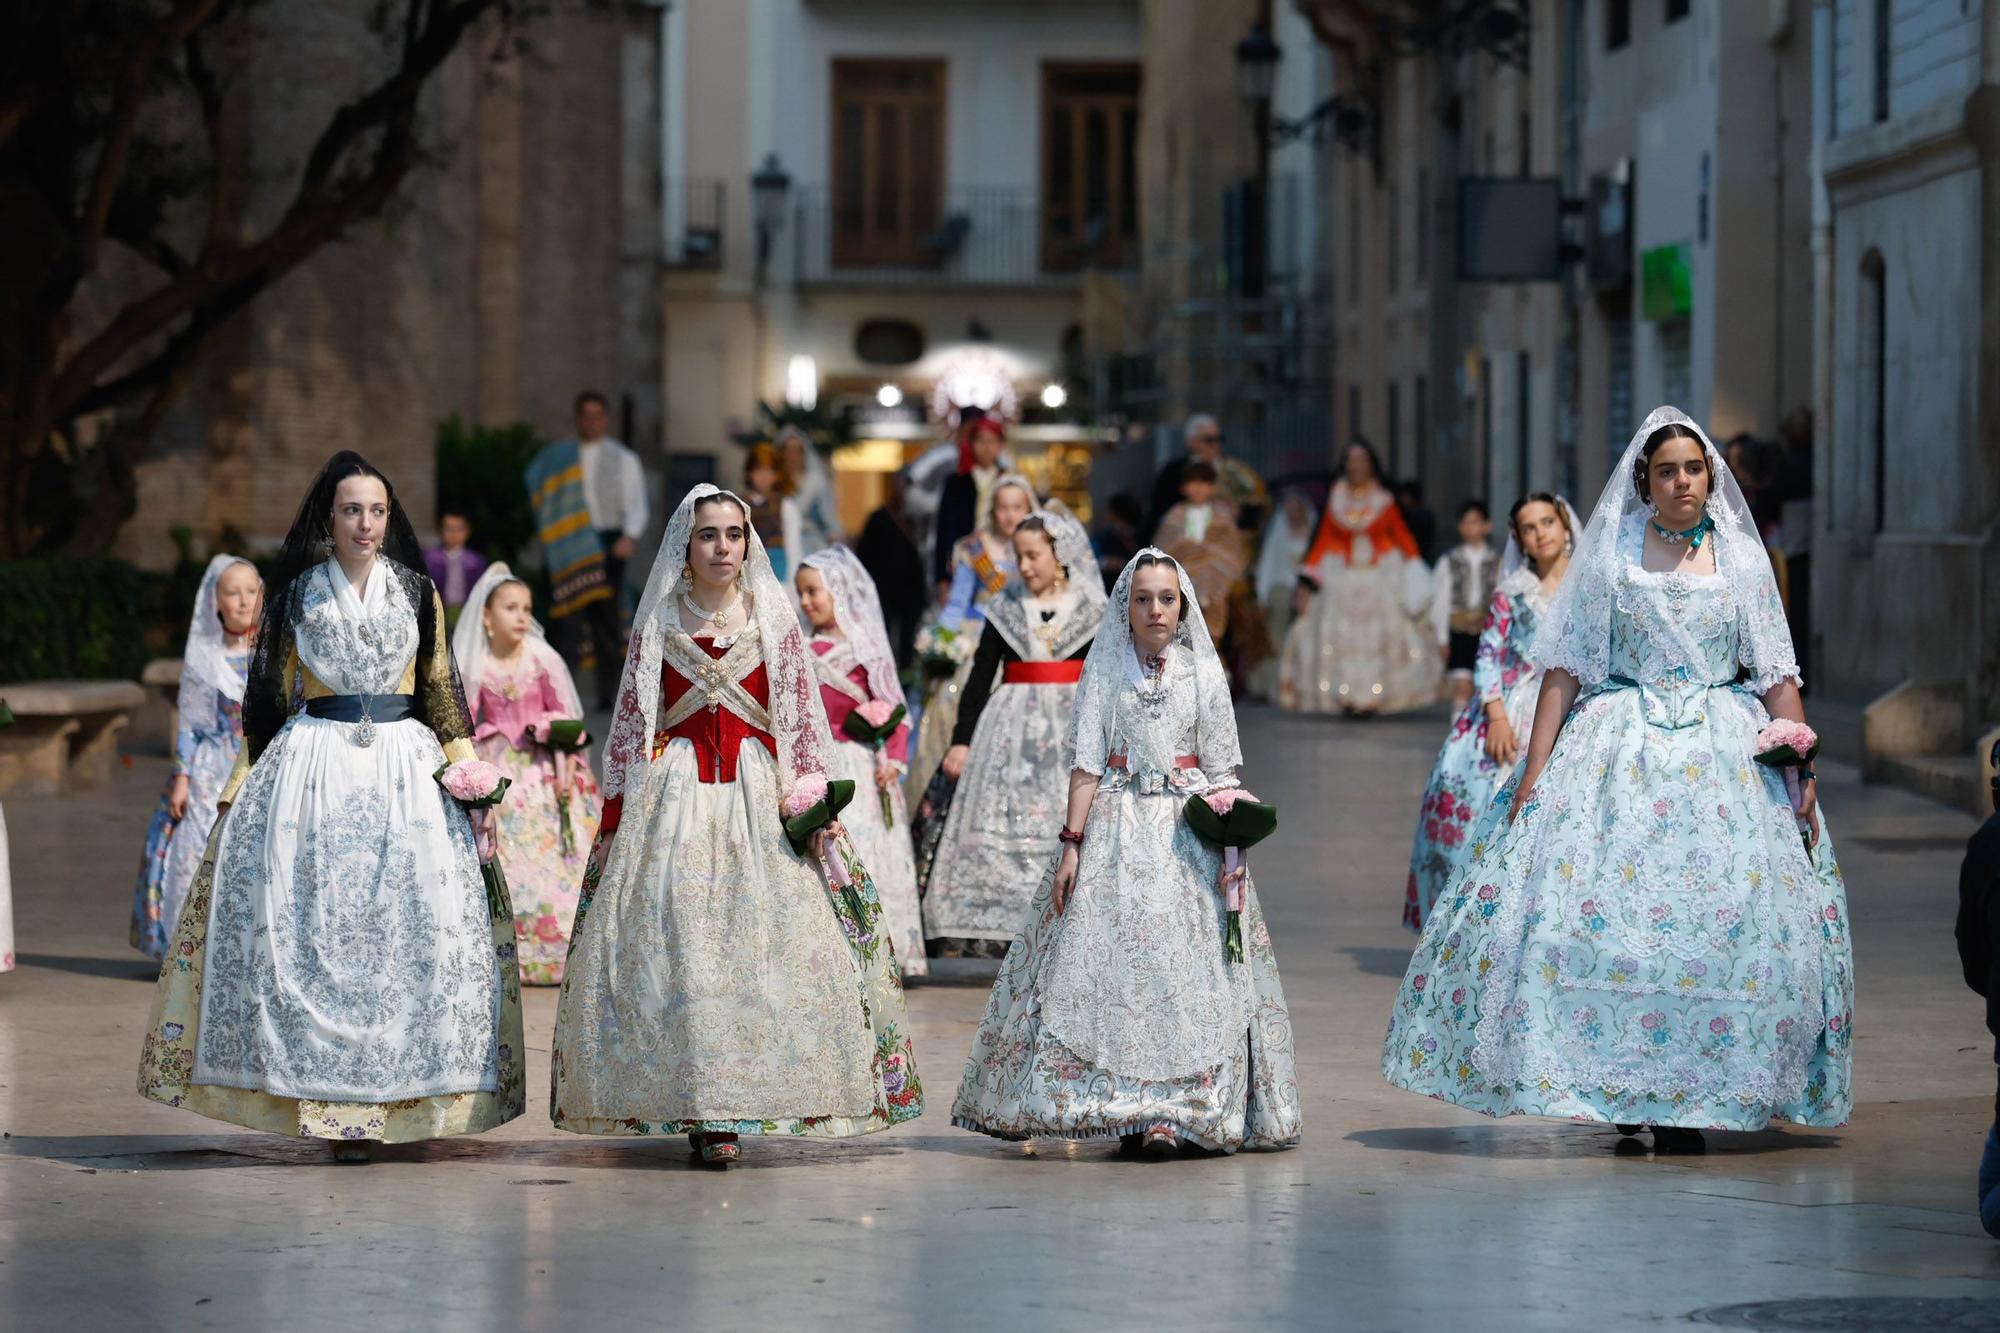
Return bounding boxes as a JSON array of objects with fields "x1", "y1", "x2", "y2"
[
  {"x1": 1234, "y1": 21, "x2": 1281, "y2": 110},
  {"x1": 750, "y1": 152, "x2": 792, "y2": 285}
]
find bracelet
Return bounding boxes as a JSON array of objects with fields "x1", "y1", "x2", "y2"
[
  {"x1": 1798, "y1": 768, "x2": 1815, "y2": 784},
  {"x1": 1058, "y1": 826, "x2": 1084, "y2": 847}
]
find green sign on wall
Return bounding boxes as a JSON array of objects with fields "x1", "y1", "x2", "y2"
[{"x1": 1641, "y1": 243, "x2": 1692, "y2": 321}]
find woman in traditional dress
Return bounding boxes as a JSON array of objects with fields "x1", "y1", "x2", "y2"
[
  {"x1": 137, "y1": 452, "x2": 524, "y2": 1161},
  {"x1": 1279, "y1": 443, "x2": 1439, "y2": 715},
  {"x1": 780, "y1": 427, "x2": 842, "y2": 556},
  {"x1": 952, "y1": 549, "x2": 1301, "y2": 1154},
  {"x1": 741, "y1": 442, "x2": 803, "y2": 582},
  {"x1": 925, "y1": 506, "x2": 1107, "y2": 954},
  {"x1": 1383, "y1": 408, "x2": 1853, "y2": 1151},
  {"x1": 453, "y1": 563, "x2": 602, "y2": 985},
  {"x1": 906, "y1": 472, "x2": 1035, "y2": 802},
  {"x1": 551, "y1": 485, "x2": 922, "y2": 1165},
  {"x1": 1401, "y1": 494, "x2": 1576, "y2": 932},
  {"x1": 796, "y1": 545, "x2": 927, "y2": 980},
  {"x1": 130, "y1": 555, "x2": 261, "y2": 960}
]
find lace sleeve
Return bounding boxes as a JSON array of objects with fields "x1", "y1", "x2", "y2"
[
  {"x1": 1473, "y1": 590, "x2": 1513, "y2": 705},
  {"x1": 413, "y1": 579, "x2": 477, "y2": 764},
  {"x1": 1738, "y1": 565, "x2": 1803, "y2": 694}
]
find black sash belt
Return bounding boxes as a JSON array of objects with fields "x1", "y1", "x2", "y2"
[{"x1": 305, "y1": 693, "x2": 415, "y2": 724}]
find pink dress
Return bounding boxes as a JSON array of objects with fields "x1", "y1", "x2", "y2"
[
  {"x1": 471, "y1": 660, "x2": 602, "y2": 985},
  {"x1": 810, "y1": 636, "x2": 925, "y2": 977}
]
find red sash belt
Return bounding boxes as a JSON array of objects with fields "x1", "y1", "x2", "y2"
[
  {"x1": 1106, "y1": 753, "x2": 1199, "y2": 771},
  {"x1": 1002, "y1": 660, "x2": 1085, "y2": 685}
]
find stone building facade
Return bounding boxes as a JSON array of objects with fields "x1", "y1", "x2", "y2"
[
  {"x1": 1813, "y1": 0, "x2": 2000, "y2": 800},
  {"x1": 114, "y1": 2, "x2": 665, "y2": 568}
]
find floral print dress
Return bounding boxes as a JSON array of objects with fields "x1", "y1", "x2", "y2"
[
  {"x1": 1382, "y1": 523, "x2": 1853, "y2": 1130},
  {"x1": 1402, "y1": 569, "x2": 1548, "y2": 932},
  {"x1": 470, "y1": 659, "x2": 601, "y2": 985},
  {"x1": 131, "y1": 651, "x2": 249, "y2": 959}
]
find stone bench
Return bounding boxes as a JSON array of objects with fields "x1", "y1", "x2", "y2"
[{"x1": 0, "y1": 679, "x2": 148, "y2": 796}]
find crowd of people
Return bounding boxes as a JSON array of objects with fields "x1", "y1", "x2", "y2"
[{"x1": 5, "y1": 394, "x2": 1843, "y2": 1178}]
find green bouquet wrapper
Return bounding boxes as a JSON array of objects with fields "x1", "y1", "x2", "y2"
[
  {"x1": 841, "y1": 704, "x2": 907, "y2": 825},
  {"x1": 785, "y1": 778, "x2": 861, "y2": 920},
  {"x1": 546, "y1": 718, "x2": 590, "y2": 752},
  {"x1": 1183, "y1": 793, "x2": 1278, "y2": 962}
]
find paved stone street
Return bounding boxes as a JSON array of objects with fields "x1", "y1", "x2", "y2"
[{"x1": 1, "y1": 703, "x2": 1994, "y2": 1330}]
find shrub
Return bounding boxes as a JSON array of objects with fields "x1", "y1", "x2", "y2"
[{"x1": 0, "y1": 557, "x2": 171, "y2": 681}]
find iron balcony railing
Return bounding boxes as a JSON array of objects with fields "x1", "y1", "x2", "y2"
[
  {"x1": 667, "y1": 178, "x2": 727, "y2": 270},
  {"x1": 791, "y1": 184, "x2": 1134, "y2": 288}
]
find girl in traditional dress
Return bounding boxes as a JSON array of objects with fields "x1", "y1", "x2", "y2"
[
  {"x1": 952, "y1": 549, "x2": 1301, "y2": 1155},
  {"x1": 796, "y1": 546, "x2": 927, "y2": 979},
  {"x1": 137, "y1": 452, "x2": 524, "y2": 1161},
  {"x1": 1279, "y1": 443, "x2": 1439, "y2": 715},
  {"x1": 781, "y1": 427, "x2": 842, "y2": 555},
  {"x1": 130, "y1": 555, "x2": 261, "y2": 959},
  {"x1": 551, "y1": 485, "x2": 922, "y2": 1165},
  {"x1": 1401, "y1": 494, "x2": 1576, "y2": 932},
  {"x1": 1383, "y1": 408, "x2": 1853, "y2": 1151},
  {"x1": 907, "y1": 472, "x2": 1035, "y2": 803},
  {"x1": 453, "y1": 563, "x2": 602, "y2": 985},
  {"x1": 925, "y1": 506, "x2": 1107, "y2": 954}
]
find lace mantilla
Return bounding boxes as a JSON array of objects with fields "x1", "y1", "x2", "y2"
[
  {"x1": 602, "y1": 485, "x2": 831, "y2": 800},
  {"x1": 1531, "y1": 406, "x2": 1799, "y2": 693}
]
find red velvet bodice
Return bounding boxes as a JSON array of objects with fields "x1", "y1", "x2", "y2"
[{"x1": 652, "y1": 638, "x2": 776, "y2": 783}]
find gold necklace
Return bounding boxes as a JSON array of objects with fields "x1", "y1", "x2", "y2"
[{"x1": 680, "y1": 587, "x2": 739, "y2": 632}]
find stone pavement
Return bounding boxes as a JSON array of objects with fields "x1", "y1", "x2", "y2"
[{"x1": 1, "y1": 703, "x2": 1995, "y2": 1331}]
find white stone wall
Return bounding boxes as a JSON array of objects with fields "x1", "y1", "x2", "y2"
[{"x1": 1831, "y1": 0, "x2": 1984, "y2": 137}]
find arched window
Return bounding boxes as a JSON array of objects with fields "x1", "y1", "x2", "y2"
[{"x1": 1860, "y1": 248, "x2": 1887, "y2": 532}]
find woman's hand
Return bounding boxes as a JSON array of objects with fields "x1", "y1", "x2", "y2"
[
  {"x1": 808, "y1": 820, "x2": 848, "y2": 861},
  {"x1": 875, "y1": 755, "x2": 896, "y2": 790},
  {"x1": 470, "y1": 807, "x2": 496, "y2": 863},
  {"x1": 941, "y1": 744, "x2": 970, "y2": 780},
  {"x1": 1292, "y1": 585, "x2": 1312, "y2": 616},
  {"x1": 532, "y1": 721, "x2": 552, "y2": 744},
  {"x1": 1796, "y1": 773, "x2": 1821, "y2": 849},
  {"x1": 1483, "y1": 712, "x2": 1520, "y2": 766},
  {"x1": 1219, "y1": 859, "x2": 1246, "y2": 898},
  {"x1": 167, "y1": 773, "x2": 191, "y2": 820},
  {"x1": 1052, "y1": 844, "x2": 1078, "y2": 915}
]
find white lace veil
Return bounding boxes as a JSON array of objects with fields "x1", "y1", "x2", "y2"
[
  {"x1": 985, "y1": 502, "x2": 1109, "y2": 659},
  {"x1": 183, "y1": 553, "x2": 259, "y2": 705},
  {"x1": 799, "y1": 545, "x2": 905, "y2": 711},
  {"x1": 450, "y1": 561, "x2": 584, "y2": 718},
  {"x1": 1530, "y1": 405, "x2": 1799, "y2": 690},
  {"x1": 1064, "y1": 548, "x2": 1241, "y2": 779},
  {"x1": 600, "y1": 483, "x2": 833, "y2": 800},
  {"x1": 1500, "y1": 495, "x2": 1584, "y2": 577}
]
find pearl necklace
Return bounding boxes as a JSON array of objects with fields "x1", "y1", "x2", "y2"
[{"x1": 680, "y1": 586, "x2": 741, "y2": 632}]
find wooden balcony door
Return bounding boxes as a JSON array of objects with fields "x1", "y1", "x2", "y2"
[
  {"x1": 1042, "y1": 62, "x2": 1140, "y2": 272},
  {"x1": 831, "y1": 59, "x2": 946, "y2": 267}
]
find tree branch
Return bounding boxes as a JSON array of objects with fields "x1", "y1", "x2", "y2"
[
  {"x1": 47, "y1": 0, "x2": 502, "y2": 423},
  {"x1": 77, "y1": 0, "x2": 228, "y2": 273},
  {"x1": 183, "y1": 26, "x2": 229, "y2": 258}
]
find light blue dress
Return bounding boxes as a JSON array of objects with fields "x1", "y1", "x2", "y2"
[
  {"x1": 1403, "y1": 567, "x2": 1549, "y2": 931},
  {"x1": 130, "y1": 651, "x2": 249, "y2": 959},
  {"x1": 1382, "y1": 519, "x2": 1853, "y2": 1130}
]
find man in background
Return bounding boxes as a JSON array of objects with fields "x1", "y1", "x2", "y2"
[{"x1": 525, "y1": 390, "x2": 649, "y2": 710}]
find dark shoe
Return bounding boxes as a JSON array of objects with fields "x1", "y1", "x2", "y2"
[
  {"x1": 1614, "y1": 1123, "x2": 1642, "y2": 1137},
  {"x1": 1651, "y1": 1126, "x2": 1706, "y2": 1154},
  {"x1": 1140, "y1": 1123, "x2": 1179, "y2": 1159},
  {"x1": 328, "y1": 1139, "x2": 374, "y2": 1164},
  {"x1": 691, "y1": 1131, "x2": 740, "y2": 1166}
]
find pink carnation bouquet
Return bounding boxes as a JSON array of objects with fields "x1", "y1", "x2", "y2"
[
  {"x1": 434, "y1": 759, "x2": 512, "y2": 918},
  {"x1": 1753, "y1": 720, "x2": 1820, "y2": 855},
  {"x1": 842, "y1": 699, "x2": 908, "y2": 825},
  {"x1": 782, "y1": 775, "x2": 870, "y2": 923}
]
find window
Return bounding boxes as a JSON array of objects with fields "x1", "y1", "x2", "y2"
[
  {"x1": 1862, "y1": 249, "x2": 1887, "y2": 531},
  {"x1": 1388, "y1": 181, "x2": 1401, "y2": 292},
  {"x1": 1414, "y1": 374, "x2": 1428, "y2": 486},
  {"x1": 1042, "y1": 63, "x2": 1140, "y2": 271},
  {"x1": 1416, "y1": 169, "x2": 1429, "y2": 280},
  {"x1": 1516, "y1": 350, "x2": 1533, "y2": 493},
  {"x1": 831, "y1": 59, "x2": 946, "y2": 267},
  {"x1": 1388, "y1": 380, "x2": 1402, "y2": 471},
  {"x1": 1666, "y1": 0, "x2": 1689, "y2": 21},
  {"x1": 1872, "y1": 0, "x2": 1891, "y2": 124},
  {"x1": 1348, "y1": 188, "x2": 1362, "y2": 306},
  {"x1": 1606, "y1": 0, "x2": 1631, "y2": 50}
]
